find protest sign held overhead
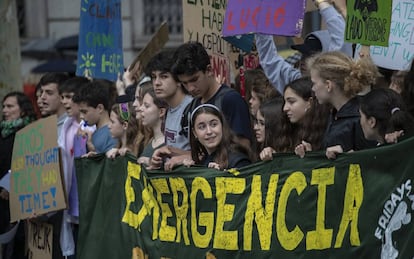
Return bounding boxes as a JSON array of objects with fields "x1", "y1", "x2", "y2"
[
  {"x1": 355, "y1": 0, "x2": 414, "y2": 70},
  {"x1": 222, "y1": 0, "x2": 306, "y2": 37},
  {"x1": 129, "y1": 21, "x2": 169, "y2": 75},
  {"x1": 183, "y1": 0, "x2": 231, "y2": 84},
  {"x1": 75, "y1": 136, "x2": 414, "y2": 259},
  {"x1": 10, "y1": 115, "x2": 66, "y2": 222},
  {"x1": 76, "y1": 0, "x2": 123, "y2": 81},
  {"x1": 345, "y1": 0, "x2": 392, "y2": 46}
]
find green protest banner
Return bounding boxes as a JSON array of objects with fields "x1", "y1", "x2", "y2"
[
  {"x1": 345, "y1": 0, "x2": 392, "y2": 46},
  {"x1": 75, "y1": 137, "x2": 414, "y2": 258},
  {"x1": 10, "y1": 115, "x2": 66, "y2": 222}
]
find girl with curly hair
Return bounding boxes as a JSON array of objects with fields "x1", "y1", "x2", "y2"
[{"x1": 306, "y1": 51, "x2": 380, "y2": 158}]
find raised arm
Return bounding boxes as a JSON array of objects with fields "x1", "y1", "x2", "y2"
[
  {"x1": 255, "y1": 33, "x2": 301, "y2": 95},
  {"x1": 319, "y1": 2, "x2": 352, "y2": 55}
]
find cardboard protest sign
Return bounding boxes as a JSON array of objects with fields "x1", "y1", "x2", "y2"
[
  {"x1": 222, "y1": 0, "x2": 306, "y2": 37},
  {"x1": 345, "y1": 0, "x2": 392, "y2": 46},
  {"x1": 10, "y1": 115, "x2": 66, "y2": 222},
  {"x1": 354, "y1": 0, "x2": 414, "y2": 70},
  {"x1": 129, "y1": 21, "x2": 169, "y2": 74},
  {"x1": 27, "y1": 221, "x2": 53, "y2": 259},
  {"x1": 183, "y1": 0, "x2": 231, "y2": 84},
  {"x1": 76, "y1": 0, "x2": 123, "y2": 81}
]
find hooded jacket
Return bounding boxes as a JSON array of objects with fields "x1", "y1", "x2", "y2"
[{"x1": 256, "y1": 5, "x2": 351, "y2": 95}]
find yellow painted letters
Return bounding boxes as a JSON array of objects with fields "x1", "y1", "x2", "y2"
[
  {"x1": 306, "y1": 167, "x2": 334, "y2": 250},
  {"x1": 214, "y1": 177, "x2": 245, "y2": 250},
  {"x1": 152, "y1": 178, "x2": 176, "y2": 242},
  {"x1": 244, "y1": 174, "x2": 278, "y2": 250},
  {"x1": 334, "y1": 164, "x2": 363, "y2": 248},
  {"x1": 191, "y1": 177, "x2": 214, "y2": 248},
  {"x1": 277, "y1": 172, "x2": 306, "y2": 250},
  {"x1": 169, "y1": 177, "x2": 190, "y2": 245}
]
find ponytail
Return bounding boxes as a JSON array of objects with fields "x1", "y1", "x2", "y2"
[
  {"x1": 387, "y1": 108, "x2": 414, "y2": 137},
  {"x1": 344, "y1": 57, "x2": 380, "y2": 97}
]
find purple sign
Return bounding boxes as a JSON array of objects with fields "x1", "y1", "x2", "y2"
[{"x1": 222, "y1": 0, "x2": 306, "y2": 37}]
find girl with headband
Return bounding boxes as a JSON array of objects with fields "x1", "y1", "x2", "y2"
[
  {"x1": 184, "y1": 104, "x2": 252, "y2": 170},
  {"x1": 106, "y1": 102, "x2": 139, "y2": 158}
]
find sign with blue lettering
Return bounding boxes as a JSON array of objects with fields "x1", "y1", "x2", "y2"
[
  {"x1": 76, "y1": 0, "x2": 123, "y2": 81},
  {"x1": 10, "y1": 115, "x2": 66, "y2": 222}
]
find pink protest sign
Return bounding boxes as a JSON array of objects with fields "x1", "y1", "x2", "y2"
[{"x1": 223, "y1": 0, "x2": 306, "y2": 37}]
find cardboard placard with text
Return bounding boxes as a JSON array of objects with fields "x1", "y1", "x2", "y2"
[
  {"x1": 129, "y1": 21, "x2": 169, "y2": 73},
  {"x1": 76, "y1": 0, "x2": 123, "y2": 81},
  {"x1": 354, "y1": 0, "x2": 414, "y2": 70},
  {"x1": 27, "y1": 221, "x2": 53, "y2": 259},
  {"x1": 10, "y1": 115, "x2": 66, "y2": 222},
  {"x1": 345, "y1": 0, "x2": 392, "y2": 46},
  {"x1": 222, "y1": 0, "x2": 306, "y2": 37},
  {"x1": 183, "y1": 0, "x2": 231, "y2": 84}
]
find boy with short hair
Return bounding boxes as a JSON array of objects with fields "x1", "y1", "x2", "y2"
[
  {"x1": 73, "y1": 80, "x2": 118, "y2": 156},
  {"x1": 145, "y1": 50, "x2": 193, "y2": 150},
  {"x1": 36, "y1": 72, "x2": 70, "y2": 259},
  {"x1": 38, "y1": 72, "x2": 70, "y2": 136},
  {"x1": 144, "y1": 50, "x2": 194, "y2": 171},
  {"x1": 171, "y1": 42, "x2": 252, "y2": 147}
]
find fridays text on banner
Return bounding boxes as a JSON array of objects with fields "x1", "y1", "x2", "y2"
[{"x1": 75, "y1": 137, "x2": 414, "y2": 258}]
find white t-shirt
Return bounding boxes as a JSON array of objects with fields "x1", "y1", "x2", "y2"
[{"x1": 164, "y1": 95, "x2": 193, "y2": 150}]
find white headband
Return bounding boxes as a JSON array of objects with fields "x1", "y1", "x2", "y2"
[
  {"x1": 190, "y1": 104, "x2": 221, "y2": 122},
  {"x1": 391, "y1": 107, "x2": 400, "y2": 115}
]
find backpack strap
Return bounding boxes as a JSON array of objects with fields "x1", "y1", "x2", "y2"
[
  {"x1": 179, "y1": 98, "x2": 198, "y2": 138},
  {"x1": 179, "y1": 85, "x2": 235, "y2": 138}
]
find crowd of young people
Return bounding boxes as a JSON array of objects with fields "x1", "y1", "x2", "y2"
[{"x1": 1, "y1": 1, "x2": 414, "y2": 257}]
